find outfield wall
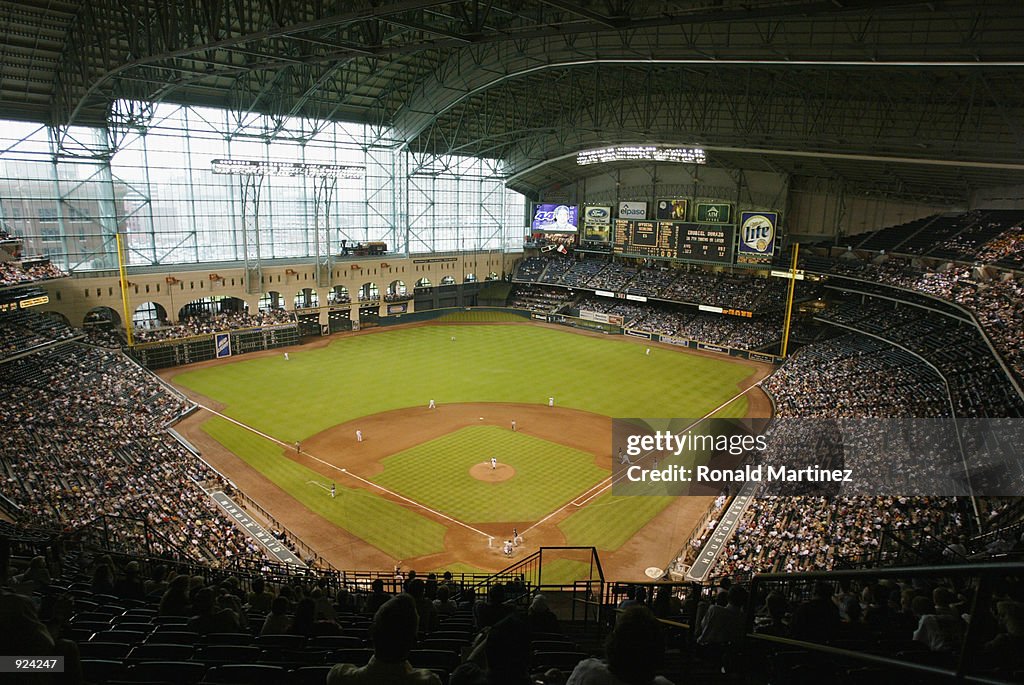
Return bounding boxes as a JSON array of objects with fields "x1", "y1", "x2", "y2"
[
  {"x1": 376, "y1": 307, "x2": 532, "y2": 326},
  {"x1": 132, "y1": 324, "x2": 299, "y2": 369}
]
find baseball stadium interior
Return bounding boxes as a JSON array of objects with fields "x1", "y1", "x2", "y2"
[{"x1": 3, "y1": 1, "x2": 1024, "y2": 684}]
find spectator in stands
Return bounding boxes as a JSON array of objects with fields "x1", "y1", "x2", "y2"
[
  {"x1": 365, "y1": 578, "x2": 390, "y2": 615},
  {"x1": 158, "y1": 574, "x2": 191, "y2": 616},
  {"x1": 567, "y1": 606, "x2": 673, "y2": 684},
  {"x1": 983, "y1": 601, "x2": 1024, "y2": 673},
  {"x1": 652, "y1": 587, "x2": 682, "y2": 620},
  {"x1": 261, "y1": 595, "x2": 292, "y2": 635},
  {"x1": 12, "y1": 556, "x2": 50, "y2": 591},
  {"x1": 451, "y1": 614, "x2": 533, "y2": 685},
  {"x1": 527, "y1": 593, "x2": 560, "y2": 635},
  {"x1": 187, "y1": 586, "x2": 241, "y2": 635},
  {"x1": 911, "y1": 595, "x2": 963, "y2": 652},
  {"x1": 0, "y1": 588, "x2": 83, "y2": 685},
  {"x1": 89, "y1": 564, "x2": 115, "y2": 596},
  {"x1": 326, "y1": 594, "x2": 441, "y2": 684},
  {"x1": 755, "y1": 591, "x2": 790, "y2": 638},
  {"x1": 246, "y1": 576, "x2": 274, "y2": 614},
  {"x1": 113, "y1": 560, "x2": 145, "y2": 601},
  {"x1": 696, "y1": 584, "x2": 748, "y2": 653},
  {"x1": 289, "y1": 596, "x2": 341, "y2": 637},
  {"x1": 475, "y1": 584, "x2": 512, "y2": 630},
  {"x1": 405, "y1": 577, "x2": 438, "y2": 634},
  {"x1": 616, "y1": 585, "x2": 638, "y2": 610},
  {"x1": 433, "y1": 585, "x2": 457, "y2": 618},
  {"x1": 791, "y1": 581, "x2": 840, "y2": 643},
  {"x1": 459, "y1": 587, "x2": 477, "y2": 611}
]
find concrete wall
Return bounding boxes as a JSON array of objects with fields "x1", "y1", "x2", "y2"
[
  {"x1": 40, "y1": 251, "x2": 519, "y2": 329},
  {"x1": 785, "y1": 177, "x2": 958, "y2": 242}
]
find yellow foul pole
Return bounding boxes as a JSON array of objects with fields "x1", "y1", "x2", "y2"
[
  {"x1": 116, "y1": 232, "x2": 135, "y2": 347},
  {"x1": 780, "y1": 242, "x2": 799, "y2": 358}
]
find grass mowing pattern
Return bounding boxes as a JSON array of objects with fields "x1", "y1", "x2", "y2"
[
  {"x1": 202, "y1": 417, "x2": 447, "y2": 559},
  {"x1": 555, "y1": 394, "x2": 756, "y2": 550},
  {"x1": 540, "y1": 559, "x2": 596, "y2": 586},
  {"x1": 557, "y1": 494, "x2": 674, "y2": 550},
  {"x1": 174, "y1": 324, "x2": 754, "y2": 446},
  {"x1": 175, "y1": 323, "x2": 759, "y2": 560},
  {"x1": 372, "y1": 426, "x2": 606, "y2": 523}
]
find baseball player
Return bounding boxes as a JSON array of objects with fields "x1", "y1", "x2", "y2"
[
  {"x1": 548, "y1": 397, "x2": 554, "y2": 407},
  {"x1": 428, "y1": 399, "x2": 436, "y2": 409},
  {"x1": 490, "y1": 457, "x2": 497, "y2": 470},
  {"x1": 330, "y1": 483, "x2": 336, "y2": 498},
  {"x1": 356, "y1": 429, "x2": 363, "y2": 442}
]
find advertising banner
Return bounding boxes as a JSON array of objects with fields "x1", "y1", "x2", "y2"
[
  {"x1": 695, "y1": 203, "x2": 732, "y2": 223},
  {"x1": 737, "y1": 211, "x2": 778, "y2": 263},
  {"x1": 215, "y1": 333, "x2": 232, "y2": 358},
  {"x1": 582, "y1": 205, "x2": 612, "y2": 242},
  {"x1": 656, "y1": 198, "x2": 689, "y2": 221},
  {"x1": 618, "y1": 201, "x2": 648, "y2": 220}
]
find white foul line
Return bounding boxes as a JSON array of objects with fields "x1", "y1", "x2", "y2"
[
  {"x1": 523, "y1": 381, "x2": 764, "y2": 536},
  {"x1": 196, "y1": 403, "x2": 494, "y2": 541}
]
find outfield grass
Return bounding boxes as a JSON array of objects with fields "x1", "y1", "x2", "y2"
[
  {"x1": 558, "y1": 493, "x2": 675, "y2": 550},
  {"x1": 372, "y1": 426, "x2": 607, "y2": 523},
  {"x1": 178, "y1": 322, "x2": 760, "y2": 563},
  {"x1": 175, "y1": 324, "x2": 754, "y2": 445},
  {"x1": 540, "y1": 559, "x2": 597, "y2": 586},
  {"x1": 202, "y1": 417, "x2": 448, "y2": 559}
]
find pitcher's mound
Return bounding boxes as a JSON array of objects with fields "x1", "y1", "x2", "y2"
[{"x1": 470, "y1": 463, "x2": 516, "y2": 482}]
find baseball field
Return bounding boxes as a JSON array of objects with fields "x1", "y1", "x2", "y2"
[{"x1": 164, "y1": 319, "x2": 771, "y2": 581}]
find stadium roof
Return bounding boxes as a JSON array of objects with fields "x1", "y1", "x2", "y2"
[{"x1": 2, "y1": 0, "x2": 1024, "y2": 202}]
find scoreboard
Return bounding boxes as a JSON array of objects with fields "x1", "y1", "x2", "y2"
[{"x1": 613, "y1": 220, "x2": 735, "y2": 263}]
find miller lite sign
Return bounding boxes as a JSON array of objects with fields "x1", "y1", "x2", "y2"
[{"x1": 737, "y1": 211, "x2": 778, "y2": 263}]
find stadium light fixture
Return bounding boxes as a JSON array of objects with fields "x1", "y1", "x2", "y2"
[
  {"x1": 576, "y1": 146, "x2": 706, "y2": 166},
  {"x1": 211, "y1": 159, "x2": 365, "y2": 178}
]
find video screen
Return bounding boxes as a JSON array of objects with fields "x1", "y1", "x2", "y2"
[{"x1": 532, "y1": 204, "x2": 579, "y2": 233}]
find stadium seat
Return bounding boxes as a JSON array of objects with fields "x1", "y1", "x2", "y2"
[
  {"x1": 126, "y1": 643, "x2": 195, "y2": 662},
  {"x1": 124, "y1": 660, "x2": 208, "y2": 685},
  {"x1": 255, "y1": 633, "x2": 307, "y2": 649},
  {"x1": 290, "y1": 665, "x2": 333, "y2": 685},
  {"x1": 90, "y1": 630, "x2": 147, "y2": 645},
  {"x1": 153, "y1": 615, "x2": 190, "y2": 626},
  {"x1": 408, "y1": 648, "x2": 460, "y2": 673},
  {"x1": 419, "y1": 637, "x2": 467, "y2": 654},
  {"x1": 202, "y1": 633, "x2": 254, "y2": 646},
  {"x1": 531, "y1": 640, "x2": 577, "y2": 653},
  {"x1": 430, "y1": 630, "x2": 472, "y2": 642},
  {"x1": 326, "y1": 647, "x2": 373, "y2": 666},
  {"x1": 531, "y1": 651, "x2": 588, "y2": 671},
  {"x1": 114, "y1": 622, "x2": 155, "y2": 635},
  {"x1": 197, "y1": 644, "x2": 261, "y2": 666},
  {"x1": 78, "y1": 641, "x2": 131, "y2": 660},
  {"x1": 307, "y1": 635, "x2": 361, "y2": 651},
  {"x1": 201, "y1": 664, "x2": 288, "y2": 685},
  {"x1": 81, "y1": 658, "x2": 127, "y2": 684},
  {"x1": 145, "y1": 631, "x2": 201, "y2": 645}
]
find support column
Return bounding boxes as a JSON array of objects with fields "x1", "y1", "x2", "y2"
[
  {"x1": 312, "y1": 175, "x2": 337, "y2": 287},
  {"x1": 240, "y1": 175, "x2": 264, "y2": 294}
]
